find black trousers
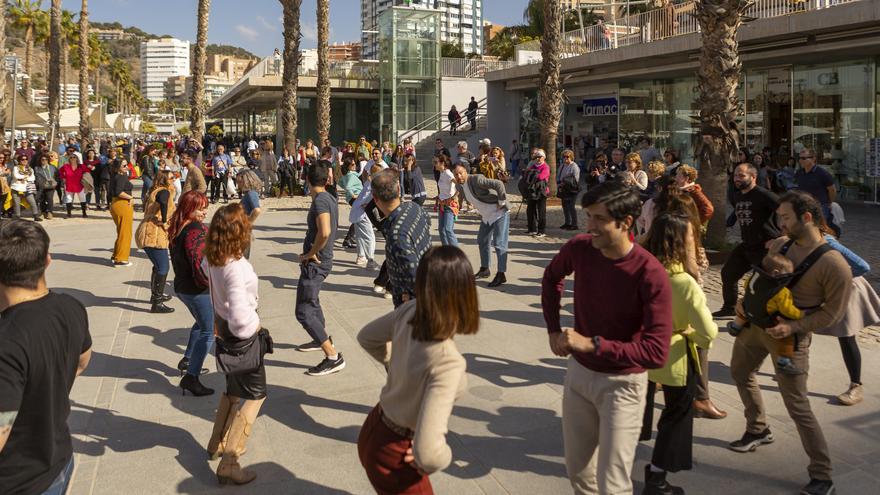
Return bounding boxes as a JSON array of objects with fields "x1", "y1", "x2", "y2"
[
  {"x1": 526, "y1": 196, "x2": 547, "y2": 234},
  {"x1": 210, "y1": 174, "x2": 228, "y2": 202},
  {"x1": 37, "y1": 188, "x2": 54, "y2": 215},
  {"x1": 720, "y1": 243, "x2": 767, "y2": 308},
  {"x1": 642, "y1": 352, "x2": 698, "y2": 473},
  {"x1": 278, "y1": 174, "x2": 295, "y2": 195},
  {"x1": 295, "y1": 262, "x2": 332, "y2": 345}
]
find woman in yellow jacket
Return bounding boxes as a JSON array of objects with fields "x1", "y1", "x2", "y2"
[
  {"x1": 136, "y1": 169, "x2": 177, "y2": 313},
  {"x1": 640, "y1": 212, "x2": 718, "y2": 495}
]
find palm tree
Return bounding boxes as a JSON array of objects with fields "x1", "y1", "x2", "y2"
[
  {"x1": 90, "y1": 36, "x2": 110, "y2": 110},
  {"x1": 78, "y1": 0, "x2": 91, "y2": 144},
  {"x1": 693, "y1": 0, "x2": 749, "y2": 247},
  {"x1": 316, "y1": 0, "x2": 330, "y2": 144},
  {"x1": 47, "y1": 0, "x2": 62, "y2": 149},
  {"x1": 60, "y1": 10, "x2": 78, "y2": 109},
  {"x1": 190, "y1": 0, "x2": 211, "y2": 143},
  {"x1": 9, "y1": 0, "x2": 43, "y2": 100},
  {"x1": 0, "y1": 0, "x2": 7, "y2": 137},
  {"x1": 280, "y1": 0, "x2": 302, "y2": 151},
  {"x1": 538, "y1": 0, "x2": 563, "y2": 196}
]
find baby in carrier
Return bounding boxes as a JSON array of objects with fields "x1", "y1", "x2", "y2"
[{"x1": 727, "y1": 253, "x2": 803, "y2": 375}]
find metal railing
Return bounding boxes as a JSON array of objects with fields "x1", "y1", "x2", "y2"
[
  {"x1": 512, "y1": 0, "x2": 861, "y2": 65},
  {"x1": 441, "y1": 58, "x2": 517, "y2": 78},
  {"x1": 398, "y1": 96, "x2": 487, "y2": 144}
]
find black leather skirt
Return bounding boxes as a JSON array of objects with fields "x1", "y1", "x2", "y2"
[{"x1": 226, "y1": 364, "x2": 267, "y2": 400}]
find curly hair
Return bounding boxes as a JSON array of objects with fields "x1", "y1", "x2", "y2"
[
  {"x1": 205, "y1": 203, "x2": 252, "y2": 267},
  {"x1": 677, "y1": 164, "x2": 698, "y2": 182},
  {"x1": 235, "y1": 169, "x2": 264, "y2": 193},
  {"x1": 647, "y1": 160, "x2": 666, "y2": 180}
]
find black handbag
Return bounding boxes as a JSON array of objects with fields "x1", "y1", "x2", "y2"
[{"x1": 208, "y1": 269, "x2": 273, "y2": 376}]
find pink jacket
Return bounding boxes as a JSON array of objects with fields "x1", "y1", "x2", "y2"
[
  {"x1": 59, "y1": 163, "x2": 92, "y2": 193},
  {"x1": 529, "y1": 161, "x2": 551, "y2": 196},
  {"x1": 206, "y1": 258, "x2": 260, "y2": 339}
]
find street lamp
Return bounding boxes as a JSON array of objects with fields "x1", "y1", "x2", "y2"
[{"x1": 4, "y1": 56, "x2": 19, "y2": 150}]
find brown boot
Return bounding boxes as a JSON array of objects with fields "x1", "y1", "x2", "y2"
[
  {"x1": 216, "y1": 411, "x2": 257, "y2": 485},
  {"x1": 693, "y1": 399, "x2": 727, "y2": 419},
  {"x1": 206, "y1": 393, "x2": 239, "y2": 460}
]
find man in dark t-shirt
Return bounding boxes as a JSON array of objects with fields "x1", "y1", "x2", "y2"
[
  {"x1": 295, "y1": 160, "x2": 344, "y2": 377},
  {"x1": 715, "y1": 163, "x2": 780, "y2": 317},
  {"x1": 0, "y1": 220, "x2": 92, "y2": 495}
]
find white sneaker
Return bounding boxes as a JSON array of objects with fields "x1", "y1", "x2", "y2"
[
  {"x1": 384, "y1": 292, "x2": 393, "y2": 300},
  {"x1": 373, "y1": 285, "x2": 386, "y2": 294},
  {"x1": 355, "y1": 256, "x2": 368, "y2": 267}
]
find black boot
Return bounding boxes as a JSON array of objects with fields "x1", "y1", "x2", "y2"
[
  {"x1": 475, "y1": 267, "x2": 491, "y2": 279},
  {"x1": 153, "y1": 269, "x2": 173, "y2": 302},
  {"x1": 180, "y1": 373, "x2": 215, "y2": 396},
  {"x1": 66, "y1": 203, "x2": 73, "y2": 218},
  {"x1": 80, "y1": 203, "x2": 88, "y2": 218},
  {"x1": 642, "y1": 465, "x2": 684, "y2": 495},
  {"x1": 150, "y1": 271, "x2": 175, "y2": 314},
  {"x1": 488, "y1": 272, "x2": 507, "y2": 288}
]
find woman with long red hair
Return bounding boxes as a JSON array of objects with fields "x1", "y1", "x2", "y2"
[{"x1": 168, "y1": 190, "x2": 213, "y2": 396}]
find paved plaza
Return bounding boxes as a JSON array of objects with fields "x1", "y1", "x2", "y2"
[{"x1": 42, "y1": 192, "x2": 880, "y2": 495}]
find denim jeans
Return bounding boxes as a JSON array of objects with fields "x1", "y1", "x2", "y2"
[
  {"x1": 141, "y1": 175, "x2": 153, "y2": 203},
  {"x1": 41, "y1": 456, "x2": 74, "y2": 495},
  {"x1": 438, "y1": 206, "x2": 458, "y2": 246},
  {"x1": 478, "y1": 211, "x2": 509, "y2": 273},
  {"x1": 143, "y1": 247, "x2": 170, "y2": 276},
  {"x1": 178, "y1": 291, "x2": 215, "y2": 376},
  {"x1": 562, "y1": 196, "x2": 578, "y2": 227},
  {"x1": 354, "y1": 215, "x2": 376, "y2": 260}
]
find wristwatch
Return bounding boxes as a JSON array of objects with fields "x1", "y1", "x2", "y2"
[{"x1": 592, "y1": 336, "x2": 601, "y2": 353}]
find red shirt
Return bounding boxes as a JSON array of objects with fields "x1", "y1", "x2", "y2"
[
  {"x1": 541, "y1": 234, "x2": 673, "y2": 374},
  {"x1": 59, "y1": 163, "x2": 92, "y2": 193}
]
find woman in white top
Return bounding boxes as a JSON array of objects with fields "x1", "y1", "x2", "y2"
[
  {"x1": 626, "y1": 152, "x2": 649, "y2": 191},
  {"x1": 203, "y1": 203, "x2": 268, "y2": 486},
  {"x1": 358, "y1": 245, "x2": 480, "y2": 494},
  {"x1": 11, "y1": 154, "x2": 41, "y2": 221},
  {"x1": 433, "y1": 154, "x2": 459, "y2": 247}
]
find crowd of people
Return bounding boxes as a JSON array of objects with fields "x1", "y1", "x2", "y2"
[{"x1": 1, "y1": 125, "x2": 878, "y2": 495}]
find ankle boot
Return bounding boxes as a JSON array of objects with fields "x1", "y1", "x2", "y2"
[
  {"x1": 642, "y1": 465, "x2": 684, "y2": 495},
  {"x1": 150, "y1": 271, "x2": 175, "y2": 314},
  {"x1": 207, "y1": 394, "x2": 241, "y2": 460},
  {"x1": 216, "y1": 411, "x2": 257, "y2": 485},
  {"x1": 80, "y1": 202, "x2": 88, "y2": 218},
  {"x1": 66, "y1": 203, "x2": 73, "y2": 218}
]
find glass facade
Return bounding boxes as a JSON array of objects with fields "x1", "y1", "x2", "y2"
[
  {"x1": 295, "y1": 97, "x2": 380, "y2": 146},
  {"x1": 379, "y1": 7, "x2": 441, "y2": 142}
]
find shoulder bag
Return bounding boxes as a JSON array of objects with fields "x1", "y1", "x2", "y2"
[{"x1": 208, "y1": 267, "x2": 273, "y2": 375}]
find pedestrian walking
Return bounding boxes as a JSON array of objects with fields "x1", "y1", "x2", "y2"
[
  {"x1": 204, "y1": 203, "x2": 271, "y2": 485},
  {"x1": 541, "y1": 180, "x2": 673, "y2": 495},
  {"x1": 466, "y1": 96, "x2": 479, "y2": 130},
  {"x1": 168, "y1": 191, "x2": 214, "y2": 396},
  {"x1": 371, "y1": 170, "x2": 432, "y2": 307},
  {"x1": 447, "y1": 105, "x2": 461, "y2": 135},
  {"x1": 294, "y1": 161, "x2": 345, "y2": 376},
  {"x1": 136, "y1": 170, "x2": 176, "y2": 314},
  {"x1": 357, "y1": 245, "x2": 479, "y2": 494},
  {"x1": 454, "y1": 164, "x2": 510, "y2": 287},
  {"x1": 108, "y1": 160, "x2": 135, "y2": 267},
  {"x1": 0, "y1": 220, "x2": 92, "y2": 495}
]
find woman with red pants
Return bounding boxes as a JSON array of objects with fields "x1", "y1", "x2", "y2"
[{"x1": 357, "y1": 245, "x2": 480, "y2": 494}]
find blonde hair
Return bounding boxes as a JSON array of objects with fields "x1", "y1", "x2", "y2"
[
  {"x1": 647, "y1": 161, "x2": 665, "y2": 180},
  {"x1": 561, "y1": 149, "x2": 575, "y2": 161},
  {"x1": 678, "y1": 164, "x2": 698, "y2": 182},
  {"x1": 625, "y1": 152, "x2": 642, "y2": 171}
]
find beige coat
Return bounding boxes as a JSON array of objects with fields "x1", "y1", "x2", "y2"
[{"x1": 136, "y1": 186, "x2": 176, "y2": 249}]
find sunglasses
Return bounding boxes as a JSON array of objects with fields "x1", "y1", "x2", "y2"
[{"x1": 799, "y1": 156, "x2": 814, "y2": 160}]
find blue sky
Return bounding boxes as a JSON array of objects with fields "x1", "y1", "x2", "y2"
[{"x1": 83, "y1": 0, "x2": 530, "y2": 57}]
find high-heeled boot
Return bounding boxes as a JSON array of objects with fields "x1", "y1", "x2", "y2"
[
  {"x1": 216, "y1": 410, "x2": 258, "y2": 485},
  {"x1": 207, "y1": 393, "x2": 240, "y2": 460}
]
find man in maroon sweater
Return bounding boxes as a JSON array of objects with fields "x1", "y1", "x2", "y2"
[{"x1": 542, "y1": 180, "x2": 673, "y2": 494}]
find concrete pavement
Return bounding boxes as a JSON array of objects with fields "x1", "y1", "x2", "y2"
[{"x1": 34, "y1": 194, "x2": 880, "y2": 495}]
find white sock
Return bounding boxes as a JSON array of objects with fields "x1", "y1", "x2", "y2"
[
  {"x1": 649, "y1": 464, "x2": 665, "y2": 473},
  {"x1": 327, "y1": 353, "x2": 339, "y2": 361}
]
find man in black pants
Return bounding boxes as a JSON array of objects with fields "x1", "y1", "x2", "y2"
[
  {"x1": 714, "y1": 163, "x2": 780, "y2": 318},
  {"x1": 294, "y1": 161, "x2": 345, "y2": 376}
]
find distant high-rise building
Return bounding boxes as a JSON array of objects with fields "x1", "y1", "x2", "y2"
[
  {"x1": 205, "y1": 54, "x2": 257, "y2": 82},
  {"x1": 140, "y1": 38, "x2": 190, "y2": 102},
  {"x1": 361, "y1": 0, "x2": 484, "y2": 60}
]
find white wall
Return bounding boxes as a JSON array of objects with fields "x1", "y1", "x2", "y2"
[
  {"x1": 440, "y1": 77, "x2": 487, "y2": 115},
  {"x1": 486, "y1": 80, "x2": 519, "y2": 156}
]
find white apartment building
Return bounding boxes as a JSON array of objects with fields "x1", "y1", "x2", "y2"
[
  {"x1": 140, "y1": 38, "x2": 190, "y2": 102},
  {"x1": 30, "y1": 84, "x2": 94, "y2": 109},
  {"x1": 361, "y1": 0, "x2": 484, "y2": 59}
]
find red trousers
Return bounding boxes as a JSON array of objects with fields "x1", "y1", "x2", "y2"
[{"x1": 358, "y1": 404, "x2": 434, "y2": 495}]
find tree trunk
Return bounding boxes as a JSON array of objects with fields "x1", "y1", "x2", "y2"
[
  {"x1": 62, "y1": 40, "x2": 68, "y2": 109},
  {"x1": 539, "y1": 0, "x2": 563, "y2": 196},
  {"x1": 0, "y1": 0, "x2": 7, "y2": 137},
  {"x1": 23, "y1": 25, "x2": 33, "y2": 99},
  {"x1": 280, "y1": 0, "x2": 302, "y2": 151},
  {"x1": 48, "y1": 0, "x2": 63, "y2": 150},
  {"x1": 693, "y1": 0, "x2": 747, "y2": 249},
  {"x1": 190, "y1": 0, "x2": 211, "y2": 143},
  {"x1": 316, "y1": 0, "x2": 330, "y2": 144},
  {"x1": 78, "y1": 0, "x2": 91, "y2": 146}
]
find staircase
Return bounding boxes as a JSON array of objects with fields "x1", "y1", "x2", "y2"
[{"x1": 401, "y1": 98, "x2": 490, "y2": 173}]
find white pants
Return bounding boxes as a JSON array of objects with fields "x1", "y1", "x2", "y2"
[
  {"x1": 354, "y1": 215, "x2": 375, "y2": 260},
  {"x1": 64, "y1": 191, "x2": 86, "y2": 204},
  {"x1": 562, "y1": 358, "x2": 647, "y2": 495}
]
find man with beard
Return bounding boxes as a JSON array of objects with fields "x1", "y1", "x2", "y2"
[
  {"x1": 728, "y1": 190, "x2": 851, "y2": 495},
  {"x1": 714, "y1": 163, "x2": 780, "y2": 318}
]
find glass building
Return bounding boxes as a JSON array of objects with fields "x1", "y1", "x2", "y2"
[
  {"x1": 533, "y1": 58, "x2": 880, "y2": 200},
  {"x1": 379, "y1": 6, "x2": 441, "y2": 142}
]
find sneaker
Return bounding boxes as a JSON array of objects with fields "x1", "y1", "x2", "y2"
[
  {"x1": 366, "y1": 259, "x2": 380, "y2": 270},
  {"x1": 306, "y1": 354, "x2": 346, "y2": 376},
  {"x1": 296, "y1": 340, "x2": 324, "y2": 352},
  {"x1": 712, "y1": 306, "x2": 737, "y2": 318},
  {"x1": 384, "y1": 292, "x2": 393, "y2": 300},
  {"x1": 800, "y1": 478, "x2": 835, "y2": 495},
  {"x1": 836, "y1": 382, "x2": 863, "y2": 406},
  {"x1": 535, "y1": 233, "x2": 547, "y2": 238},
  {"x1": 526, "y1": 231, "x2": 536, "y2": 236},
  {"x1": 373, "y1": 285, "x2": 386, "y2": 294},
  {"x1": 726, "y1": 321, "x2": 743, "y2": 337},
  {"x1": 728, "y1": 428, "x2": 774, "y2": 453},
  {"x1": 355, "y1": 256, "x2": 368, "y2": 267},
  {"x1": 113, "y1": 261, "x2": 133, "y2": 267}
]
